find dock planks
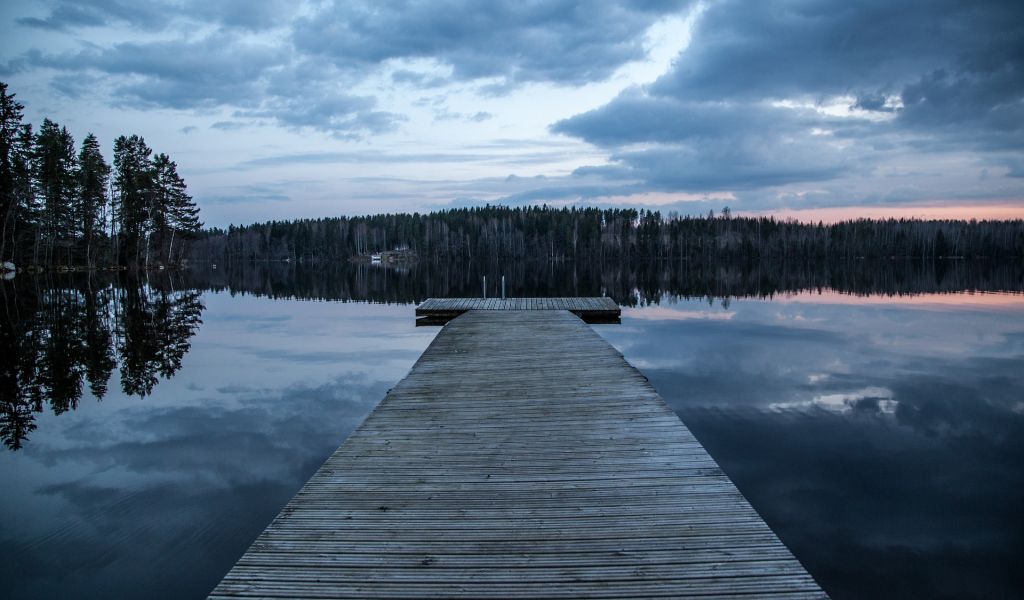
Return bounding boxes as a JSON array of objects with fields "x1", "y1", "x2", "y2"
[
  {"x1": 210, "y1": 309, "x2": 827, "y2": 599},
  {"x1": 415, "y1": 297, "x2": 620, "y2": 324}
]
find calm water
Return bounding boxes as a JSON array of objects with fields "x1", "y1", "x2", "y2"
[{"x1": 2, "y1": 263, "x2": 1022, "y2": 599}]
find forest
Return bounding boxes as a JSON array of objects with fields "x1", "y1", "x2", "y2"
[
  {"x1": 191, "y1": 205, "x2": 1024, "y2": 264},
  {"x1": 0, "y1": 82, "x2": 201, "y2": 270}
]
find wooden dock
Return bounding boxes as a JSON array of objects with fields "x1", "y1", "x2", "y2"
[
  {"x1": 415, "y1": 297, "x2": 620, "y2": 324},
  {"x1": 211, "y1": 304, "x2": 827, "y2": 598}
]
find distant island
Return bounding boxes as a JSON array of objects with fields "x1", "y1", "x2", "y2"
[{"x1": 191, "y1": 206, "x2": 1024, "y2": 264}]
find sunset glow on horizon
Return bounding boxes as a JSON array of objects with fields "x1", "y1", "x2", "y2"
[{"x1": 742, "y1": 203, "x2": 1024, "y2": 224}]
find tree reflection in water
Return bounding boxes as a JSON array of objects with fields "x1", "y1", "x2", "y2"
[
  {"x1": 3, "y1": 257, "x2": 1021, "y2": 450},
  {"x1": 179, "y1": 257, "x2": 1024, "y2": 305},
  {"x1": 0, "y1": 274, "x2": 204, "y2": 450}
]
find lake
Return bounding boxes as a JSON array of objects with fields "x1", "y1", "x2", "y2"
[{"x1": 2, "y1": 261, "x2": 1022, "y2": 599}]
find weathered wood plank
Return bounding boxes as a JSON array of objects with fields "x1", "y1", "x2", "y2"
[
  {"x1": 415, "y1": 297, "x2": 618, "y2": 322},
  {"x1": 210, "y1": 309, "x2": 826, "y2": 599}
]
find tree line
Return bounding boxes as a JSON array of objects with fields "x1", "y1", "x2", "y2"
[
  {"x1": 190, "y1": 205, "x2": 1024, "y2": 264},
  {"x1": 0, "y1": 81, "x2": 202, "y2": 270}
]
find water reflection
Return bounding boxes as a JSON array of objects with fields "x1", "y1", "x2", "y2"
[
  {"x1": 1, "y1": 275, "x2": 203, "y2": 450},
  {"x1": 1, "y1": 291, "x2": 436, "y2": 599},
  {"x1": 6, "y1": 260, "x2": 1020, "y2": 451},
  {"x1": 2, "y1": 262, "x2": 1023, "y2": 599},
  {"x1": 597, "y1": 296, "x2": 1024, "y2": 599},
  {"x1": 181, "y1": 258, "x2": 1024, "y2": 304}
]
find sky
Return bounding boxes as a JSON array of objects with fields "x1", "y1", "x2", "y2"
[{"x1": 1, "y1": 0, "x2": 1022, "y2": 228}]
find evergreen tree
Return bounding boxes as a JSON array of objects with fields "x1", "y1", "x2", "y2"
[
  {"x1": 77, "y1": 133, "x2": 110, "y2": 266},
  {"x1": 32, "y1": 119, "x2": 78, "y2": 265},
  {"x1": 152, "y1": 153, "x2": 199, "y2": 265},
  {"x1": 0, "y1": 82, "x2": 24, "y2": 263},
  {"x1": 113, "y1": 134, "x2": 154, "y2": 266},
  {"x1": 11, "y1": 124, "x2": 34, "y2": 259},
  {"x1": 151, "y1": 153, "x2": 173, "y2": 264},
  {"x1": 160, "y1": 155, "x2": 201, "y2": 264},
  {"x1": 0, "y1": 82, "x2": 203, "y2": 268}
]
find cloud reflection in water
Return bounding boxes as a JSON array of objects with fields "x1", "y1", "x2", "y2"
[
  {"x1": 0, "y1": 294, "x2": 437, "y2": 599},
  {"x1": 598, "y1": 294, "x2": 1024, "y2": 599}
]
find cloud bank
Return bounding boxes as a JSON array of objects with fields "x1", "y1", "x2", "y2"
[
  {"x1": 552, "y1": 0, "x2": 1024, "y2": 210},
  {"x1": 2, "y1": 0, "x2": 1021, "y2": 222}
]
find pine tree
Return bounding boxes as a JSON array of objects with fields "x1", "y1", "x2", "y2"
[
  {"x1": 162, "y1": 157, "x2": 201, "y2": 265},
  {"x1": 77, "y1": 133, "x2": 110, "y2": 266},
  {"x1": 9, "y1": 124, "x2": 34, "y2": 261},
  {"x1": 113, "y1": 135, "x2": 154, "y2": 266},
  {"x1": 151, "y1": 153, "x2": 176, "y2": 265},
  {"x1": 1, "y1": 82, "x2": 202, "y2": 268},
  {"x1": 32, "y1": 119, "x2": 78, "y2": 265},
  {"x1": 0, "y1": 81, "x2": 24, "y2": 263}
]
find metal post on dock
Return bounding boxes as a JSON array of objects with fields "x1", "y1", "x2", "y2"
[
  {"x1": 482, "y1": 276, "x2": 487, "y2": 299},
  {"x1": 501, "y1": 275, "x2": 505, "y2": 299}
]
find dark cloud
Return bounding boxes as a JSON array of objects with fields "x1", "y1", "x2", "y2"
[
  {"x1": 239, "y1": 97, "x2": 401, "y2": 138},
  {"x1": 596, "y1": 142, "x2": 853, "y2": 191},
  {"x1": 209, "y1": 120, "x2": 247, "y2": 131},
  {"x1": 7, "y1": 0, "x2": 700, "y2": 143},
  {"x1": 999, "y1": 158, "x2": 1024, "y2": 178},
  {"x1": 898, "y1": 68, "x2": 1024, "y2": 151},
  {"x1": 553, "y1": 0, "x2": 1024, "y2": 203},
  {"x1": 239, "y1": 58, "x2": 407, "y2": 137},
  {"x1": 853, "y1": 93, "x2": 897, "y2": 113},
  {"x1": 19, "y1": 33, "x2": 285, "y2": 109},
  {"x1": 9, "y1": 0, "x2": 1022, "y2": 211},
  {"x1": 12, "y1": 34, "x2": 400, "y2": 137},
  {"x1": 649, "y1": 0, "x2": 1023, "y2": 105},
  {"x1": 504, "y1": 174, "x2": 547, "y2": 183},
  {"x1": 391, "y1": 69, "x2": 450, "y2": 88},
  {"x1": 553, "y1": 90, "x2": 857, "y2": 147},
  {"x1": 292, "y1": 0, "x2": 695, "y2": 88},
  {"x1": 16, "y1": 0, "x2": 167, "y2": 31},
  {"x1": 189, "y1": 0, "x2": 298, "y2": 32},
  {"x1": 47, "y1": 73, "x2": 103, "y2": 99},
  {"x1": 555, "y1": 92, "x2": 858, "y2": 190},
  {"x1": 17, "y1": 0, "x2": 295, "y2": 32}
]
